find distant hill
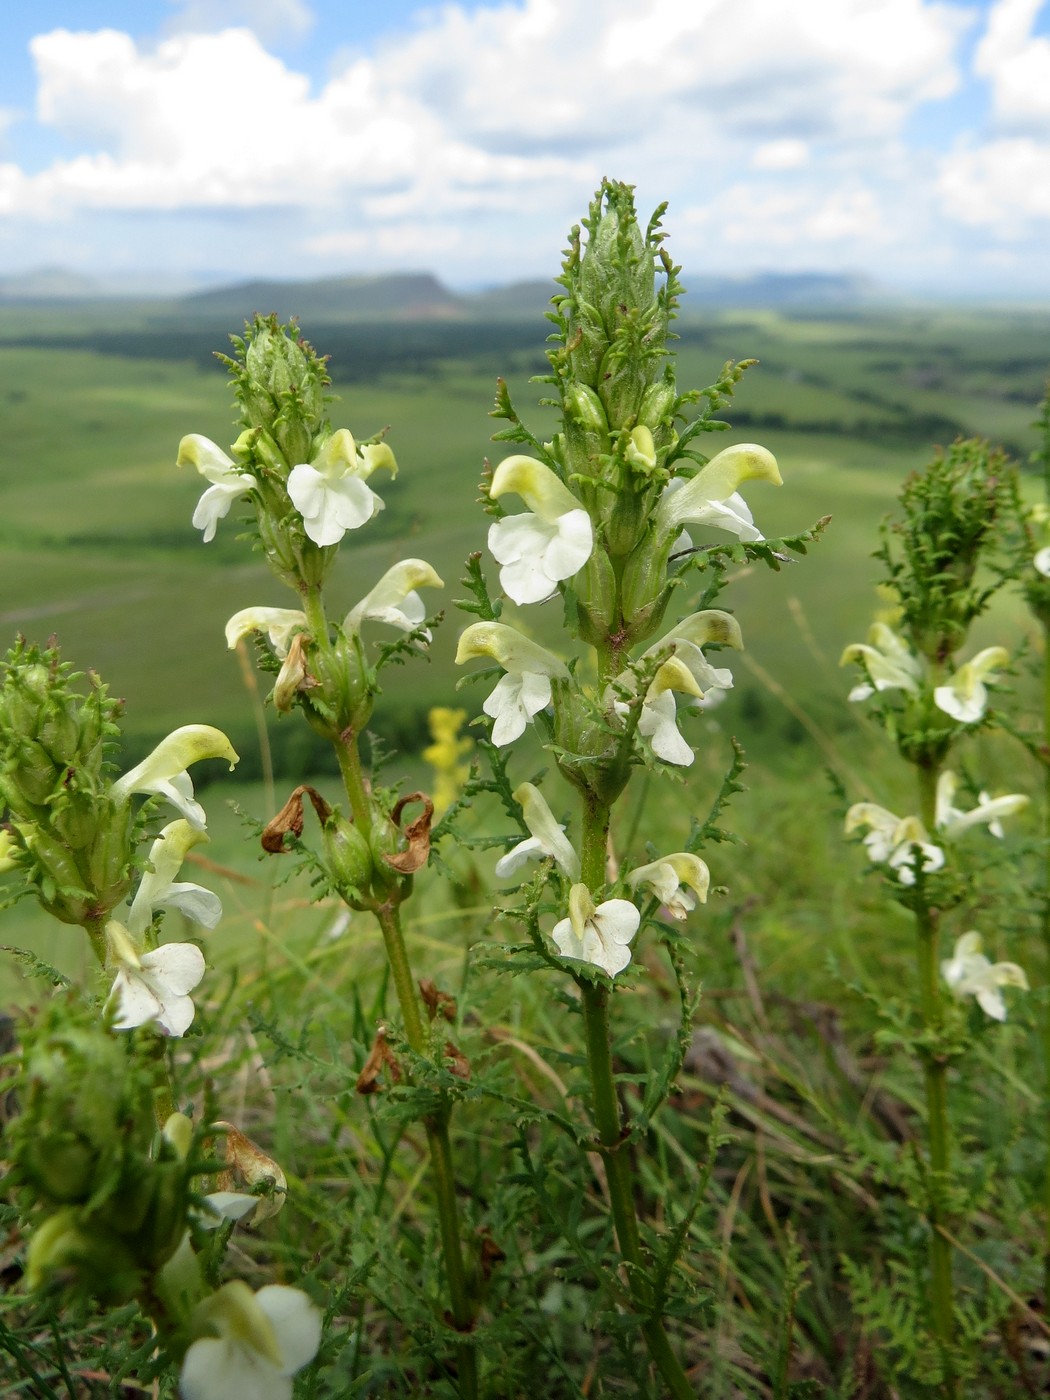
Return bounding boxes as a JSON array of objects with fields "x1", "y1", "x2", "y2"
[
  {"x1": 178, "y1": 269, "x2": 876, "y2": 322},
  {"x1": 0, "y1": 266, "x2": 102, "y2": 299},
  {"x1": 180, "y1": 272, "x2": 464, "y2": 322},
  {"x1": 466, "y1": 279, "x2": 560, "y2": 318},
  {"x1": 0, "y1": 265, "x2": 877, "y2": 316},
  {"x1": 682, "y1": 271, "x2": 878, "y2": 310}
]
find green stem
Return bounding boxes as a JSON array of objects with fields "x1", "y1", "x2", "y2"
[
  {"x1": 425, "y1": 1111, "x2": 478, "y2": 1398},
  {"x1": 335, "y1": 734, "x2": 372, "y2": 833},
  {"x1": 577, "y1": 803, "x2": 694, "y2": 1399},
  {"x1": 301, "y1": 583, "x2": 328, "y2": 642},
  {"x1": 915, "y1": 761, "x2": 957, "y2": 1397},
  {"x1": 373, "y1": 903, "x2": 427, "y2": 1057},
  {"x1": 316, "y1": 596, "x2": 475, "y2": 1394},
  {"x1": 373, "y1": 901, "x2": 477, "y2": 1399}
]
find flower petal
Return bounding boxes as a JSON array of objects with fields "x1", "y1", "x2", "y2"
[{"x1": 255, "y1": 1286, "x2": 323, "y2": 1377}]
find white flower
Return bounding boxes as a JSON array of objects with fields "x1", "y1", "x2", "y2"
[
  {"x1": 933, "y1": 646, "x2": 1008, "y2": 724},
  {"x1": 551, "y1": 884, "x2": 640, "y2": 977},
  {"x1": 840, "y1": 623, "x2": 924, "y2": 702},
  {"x1": 844, "y1": 804, "x2": 944, "y2": 885},
  {"x1": 455, "y1": 622, "x2": 569, "y2": 746},
  {"x1": 127, "y1": 820, "x2": 222, "y2": 937},
  {"x1": 494, "y1": 782, "x2": 581, "y2": 882},
  {"x1": 287, "y1": 429, "x2": 396, "y2": 547},
  {"x1": 106, "y1": 920, "x2": 206, "y2": 1037},
  {"x1": 638, "y1": 689, "x2": 693, "y2": 766},
  {"x1": 644, "y1": 609, "x2": 743, "y2": 697},
  {"x1": 653, "y1": 443, "x2": 782, "y2": 543},
  {"x1": 627, "y1": 852, "x2": 710, "y2": 919},
  {"x1": 225, "y1": 607, "x2": 308, "y2": 656},
  {"x1": 180, "y1": 1282, "x2": 321, "y2": 1400},
  {"x1": 935, "y1": 771, "x2": 1029, "y2": 840},
  {"x1": 941, "y1": 931, "x2": 1028, "y2": 1021},
  {"x1": 343, "y1": 559, "x2": 444, "y2": 643},
  {"x1": 111, "y1": 726, "x2": 239, "y2": 829},
  {"x1": 178, "y1": 435, "x2": 256, "y2": 543},
  {"x1": 614, "y1": 611, "x2": 743, "y2": 767},
  {"x1": 1035, "y1": 545, "x2": 1050, "y2": 577},
  {"x1": 624, "y1": 655, "x2": 704, "y2": 767},
  {"x1": 487, "y1": 456, "x2": 593, "y2": 604},
  {"x1": 225, "y1": 607, "x2": 312, "y2": 712}
]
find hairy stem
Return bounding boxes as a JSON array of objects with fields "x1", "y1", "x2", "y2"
[
  {"x1": 916, "y1": 760, "x2": 957, "y2": 1397},
  {"x1": 577, "y1": 801, "x2": 695, "y2": 1399}
]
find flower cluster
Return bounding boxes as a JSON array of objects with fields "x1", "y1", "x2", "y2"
[
  {"x1": 178, "y1": 318, "x2": 397, "y2": 599},
  {"x1": 845, "y1": 771, "x2": 1028, "y2": 885},
  {"x1": 0, "y1": 640, "x2": 236, "y2": 1037},
  {"x1": 841, "y1": 623, "x2": 1008, "y2": 727}
]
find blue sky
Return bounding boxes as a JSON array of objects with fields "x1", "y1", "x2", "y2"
[{"x1": 2, "y1": 0, "x2": 1050, "y2": 297}]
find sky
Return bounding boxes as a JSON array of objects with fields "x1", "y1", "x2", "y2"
[{"x1": 2, "y1": 0, "x2": 1050, "y2": 298}]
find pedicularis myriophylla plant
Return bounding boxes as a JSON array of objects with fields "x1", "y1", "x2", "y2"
[
  {"x1": 12, "y1": 177, "x2": 1045, "y2": 1397},
  {"x1": 840, "y1": 441, "x2": 1031, "y2": 1396}
]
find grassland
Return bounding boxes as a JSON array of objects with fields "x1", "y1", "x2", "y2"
[
  {"x1": 2, "y1": 301, "x2": 1045, "y2": 751},
  {"x1": 2, "y1": 297, "x2": 1050, "y2": 1395}
]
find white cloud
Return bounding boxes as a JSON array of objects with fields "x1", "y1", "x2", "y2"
[
  {"x1": 8, "y1": 26, "x2": 589, "y2": 220},
  {"x1": 938, "y1": 136, "x2": 1050, "y2": 227},
  {"x1": 751, "y1": 139, "x2": 810, "y2": 171},
  {"x1": 974, "y1": 0, "x2": 1050, "y2": 130},
  {"x1": 10, "y1": 0, "x2": 1042, "y2": 291},
  {"x1": 383, "y1": 0, "x2": 971, "y2": 153},
  {"x1": 682, "y1": 180, "x2": 892, "y2": 252}
]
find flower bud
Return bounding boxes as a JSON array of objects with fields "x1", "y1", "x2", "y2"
[
  {"x1": 638, "y1": 378, "x2": 677, "y2": 433},
  {"x1": 598, "y1": 342, "x2": 648, "y2": 430},
  {"x1": 86, "y1": 798, "x2": 134, "y2": 907},
  {"x1": 368, "y1": 810, "x2": 406, "y2": 901},
  {"x1": 7, "y1": 737, "x2": 61, "y2": 808},
  {"x1": 240, "y1": 317, "x2": 327, "y2": 466},
  {"x1": 11, "y1": 1024, "x2": 128, "y2": 1204},
  {"x1": 19, "y1": 826, "x2": 95, "y2": 925},
  {"x1": 321, "y1": 814, "x2": 373, "y2": 904},
  {"x1": 561, "y1": 383, "x2": 611, "y2": 478},
  {"x1": 620, "y1": 527, "x2": 672, "y2": 643},
  {"x1": 574, "y1": 544, "x2": 617, "y2": 644},
  {"x1": 299, "y1": 631, "x2": 375, "y2": 739}
]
